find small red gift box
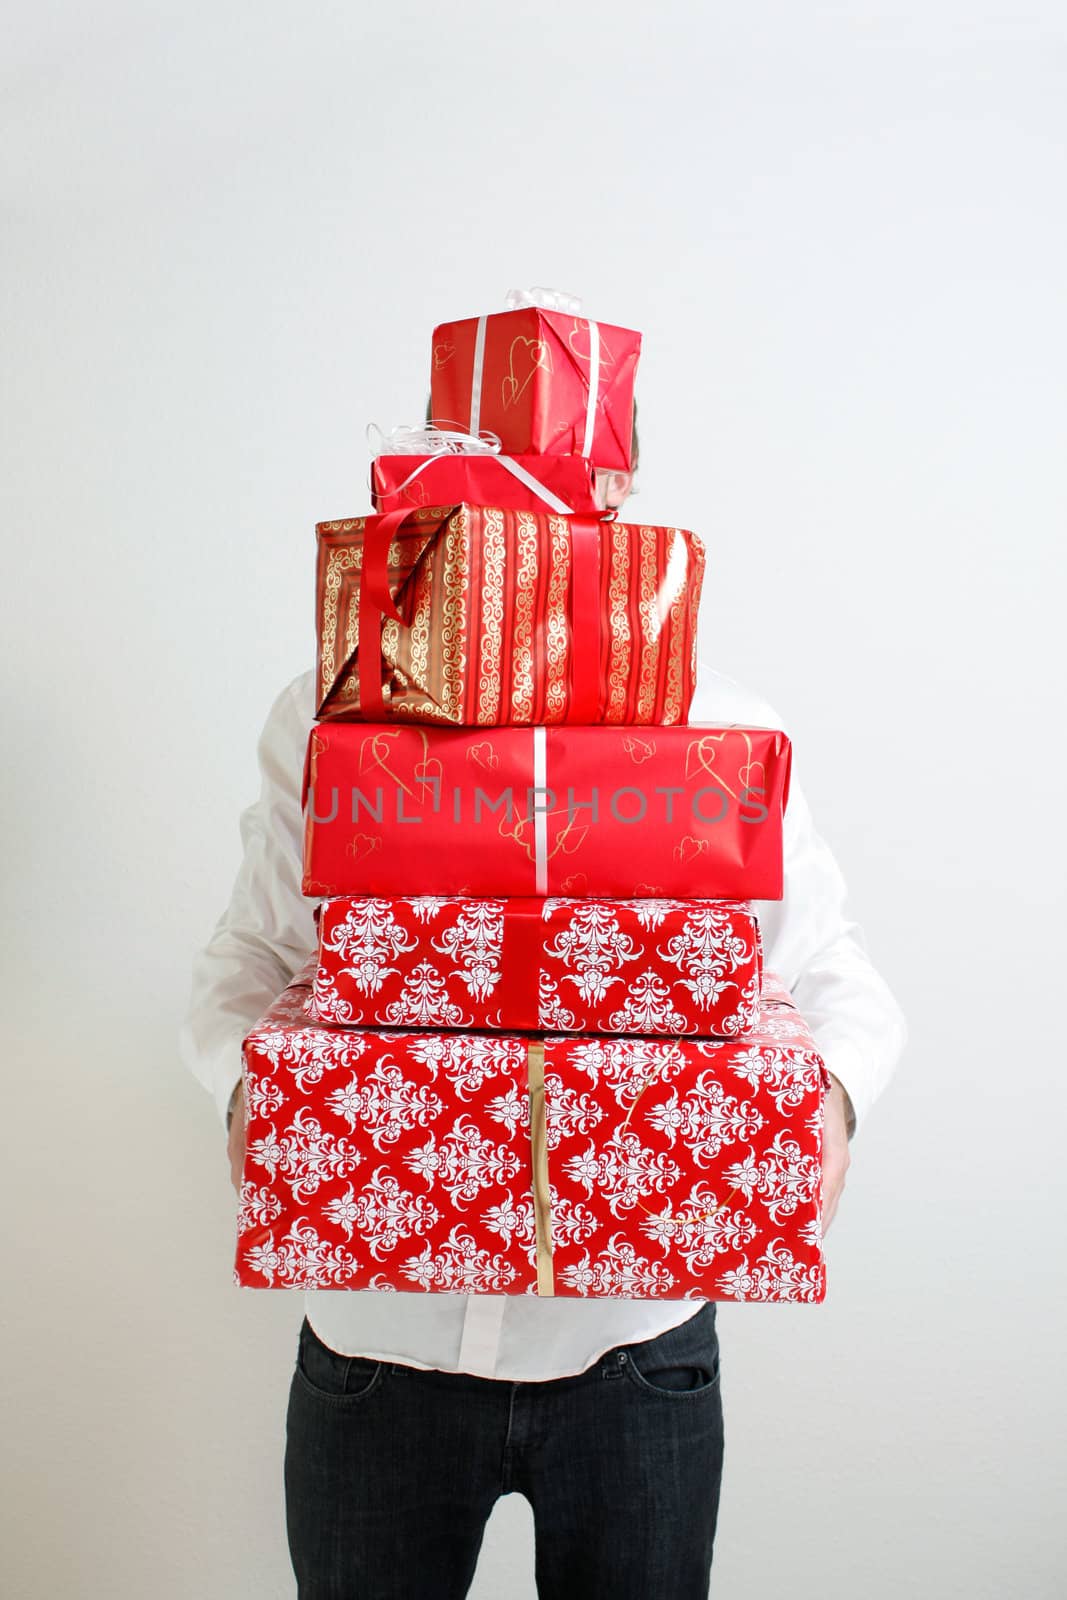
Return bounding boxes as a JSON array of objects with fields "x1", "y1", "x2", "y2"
[
  {"x1": 430, "y1": 308, "x2": 641, "y2": 470},
  {"x1": 312, "y1": 895, "x2": 763, "y2": 1040},
  {"x1": 301, "y1": 722, "x2": 791, "y2": 902},
  {"x1": 370, "y1": 453, "x2": 599, "y2": 515},
  {"x1": 235, "y1": 965, "x2": 828, "y2": 1302},
  {"x1": 315, "y1": 505, "x2": 703, "y2": 725}
]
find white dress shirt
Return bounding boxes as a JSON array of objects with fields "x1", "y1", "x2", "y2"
[{"x1": 180, "y1": 662, "x2": 906, "y2": 1380}]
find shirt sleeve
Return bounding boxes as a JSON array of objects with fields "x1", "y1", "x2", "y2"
[
  {"x1": 179, "y1": 675, "x2": 318, "y2": 1130},
  {"x1": 752, "y1": 758, "x2": 908, "y2": 1136},
  {"x1": 687, "y1": 666, "x2": 906, "y2": 1135}
]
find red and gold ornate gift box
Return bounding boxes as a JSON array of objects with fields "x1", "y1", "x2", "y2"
[
  {"x1": 371, "y1": 453, "x2": 599, "y2": 515},
  {"x1": 430, "y1": 307, "x2": 641, "y2": 470},
  {"x1": 313, "y1": 895, "x2": 763, "y2": 1041},
  {"x1": 235, "y1": 965, "x2": 828, "y2": 1302},
  {"x1": 315, "y1": 504, "x2": 703, "y2": 725},
  {"x1": 301, "y1": 722, "x2": 791, "y2": 902}
]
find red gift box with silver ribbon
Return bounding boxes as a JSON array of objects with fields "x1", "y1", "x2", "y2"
[
  {"x1": 429, "y1": 305, "x2": 641, "y2": 471},
  {"x1": 235, "y1": 965, "x2": 828, "y2": 1302},
  {"x1": 314, "y1": 504, "x2": 703, "y2": 726},
  {"x1": 312, "y1": 895, "x2": 763, "y2": 1041},
  {"x1": 301, "y1": 722, "x2": 791, "y2": 901},
  {"x1": 370, "y1": 452, "x2": 600, "y2": 515}
]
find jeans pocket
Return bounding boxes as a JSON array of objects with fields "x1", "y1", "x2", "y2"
[
  {"x1": 622, "y1": 1307, "x2": 721, "y2": 1399},
  {"x1": 294, "y1": 1319, "x2": 384, "y2": 1405}
]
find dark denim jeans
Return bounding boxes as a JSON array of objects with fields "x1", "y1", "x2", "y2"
[{"x1": 285, "y1": 1303, "x2": 723, "y2": 1599}]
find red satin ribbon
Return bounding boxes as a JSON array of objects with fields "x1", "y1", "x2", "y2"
[
  {"x1": 565, "y1": 516, "x2": 602, "y2": 725},
  {"x1": 499, "y1": 897, "x2": 551, "y2": 1025},
  {"x1": 358, "y1": 509, "x2": 412, "y2": 719}
]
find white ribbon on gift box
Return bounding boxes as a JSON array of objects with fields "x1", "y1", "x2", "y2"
[
  {"x1": 366, "y1": 422, "x2": 575, "y2": 514},
  {"x1": 581, "y1": 319, "x2": 600, "y2": 458},
  {"x1": 532, "y1": 725, "x2": 548, "y2": 895},
  {"x1": 367, "y1": 422, "x2": 501, "y2": 456}
]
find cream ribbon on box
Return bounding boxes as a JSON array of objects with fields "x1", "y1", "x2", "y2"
[
  {"x1": 524, "y1": 1033, "x2": 745, "y2": 1298},
  {"x1": 527, "y1": 1040, "x2": 555, "y2": 1296},
  {"x1": 532, "y1": 725, "x2": 549, "y2": 896},
  {"x1": 580, "y1": 320, "x2": 600, "y2": 458},
  {"x1": 470, "y1": 287, "x2": 601, "y2": 458}
]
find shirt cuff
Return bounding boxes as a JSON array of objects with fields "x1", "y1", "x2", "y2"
[
  {"x1": 203, "y1": 1034, "x2": 246, "y2": 1132},
  {"x1": 815, "y1": 1038, "x2": 877, "y2": 1138}
]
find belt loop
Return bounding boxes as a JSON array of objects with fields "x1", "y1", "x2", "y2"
[{"x1": 602, "y1": 1345, "x2": 627, "y2": 1379}]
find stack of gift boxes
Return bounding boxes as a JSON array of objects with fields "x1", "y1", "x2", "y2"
[{"x1": 235, "y1": 298, "x2": 830, "y2": 1304}]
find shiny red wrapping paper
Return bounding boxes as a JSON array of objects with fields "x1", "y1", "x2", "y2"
[
  {"x1": 370, "y1": 453, "x2": 599, "y2": 515},
  {"x1": 312, "y1": 895, "x2": 763, "y2": 1041},
  {"x1": 430, "y1": 308, "x2": 641, "y2": 470},
  {"x1": 301, "y1": 722, "x2": 791, "y2": 902},
  {"x1": 314, "y1": 504, "x2": 703, "y2": 726},
  {"x1": 235, "y1": 965, "x2": 828, "y2": 1302}
]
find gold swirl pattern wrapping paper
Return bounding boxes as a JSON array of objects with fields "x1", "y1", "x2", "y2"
[{"x1": 314, "y1": 505, "x2": 704, "y2": 727}]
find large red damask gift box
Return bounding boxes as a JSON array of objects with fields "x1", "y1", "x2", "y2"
[
  {"x1": 370, "y1": 453, "x2": 599, "y2": 515},
  {"x1": 235, "y1": 966, "x2": 828, "y2": 1302},
  {"x1": 301, "y1": 722, "x2": 791, "y2": 901},
  {"x1": 312, "y1": 895, "x2": 763, "y2": 1041},
  {"x1": 430, "y1": 307, "x2": 641, "y2": 470},
  {"x1": 315, "y1": 504, "x2": 703, "y2": 725}
]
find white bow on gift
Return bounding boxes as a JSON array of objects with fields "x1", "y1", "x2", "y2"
[
  {"x1": 505, "y1": 286, "x2": 583, "y2": 314},
  {"x1": 366, "y1": 422, "x2": 502, "y2": 457},
  {"x1": 364, "y1": 422, "x2": 575, "y2": 515}
]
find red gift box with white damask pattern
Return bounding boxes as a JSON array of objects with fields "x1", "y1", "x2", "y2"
[
  {"x1": 312, "y1": 895, "x2": 762, "y2": 1041},
  {"x1": 236, "y1": 964, "x2": 828, "y2": 1303}
]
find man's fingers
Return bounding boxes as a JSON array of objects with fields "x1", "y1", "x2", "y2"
[
  {"x1": 227, "y1": 1081, "x2": 246, "y2": 1193},
  {"x1": 821, "y1": 1143, "x2": 849, "y2": 1234},
  {"x1": 820, "y1": 1078, "x2": 851, "y2": 1236},
  {"x1": 228, "y1": 1127, "x2": 245, "y2": 1194},
  {"x1": 821, "y1": 1177, "x2": 842, "y2": 1235}
]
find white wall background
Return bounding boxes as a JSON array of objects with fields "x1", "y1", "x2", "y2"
[{"x1": 3, "y1": 3, "x2": 1064, "y2": 1595}]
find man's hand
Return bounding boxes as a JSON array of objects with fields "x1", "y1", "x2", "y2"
[
  {"x1": 227, "y1": 1081, "x2": 245, "y2": 1195},
  {"x1": 821, "y1": 1073, "x2": 853, "y2": 1235}
]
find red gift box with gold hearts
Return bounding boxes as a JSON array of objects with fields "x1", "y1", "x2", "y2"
[
  {"x1": 314, "y1": 504, "x2": 703, "y2": 726},
  {"x1": 301, "y1": 723, "x2": 791, "y2": 901},
  {"x1": 235, "y1": 964, "x2": 828, "y2": 1302},
  {"x1": 430, "y1": 308, "x2": 641, "y2": 471},
  {"x1": 312, "y1": 895, "x2": 763, "y2": 1041},
  {"x1": 370, "y1": 453, "x2": 600, "y2": 515}
]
